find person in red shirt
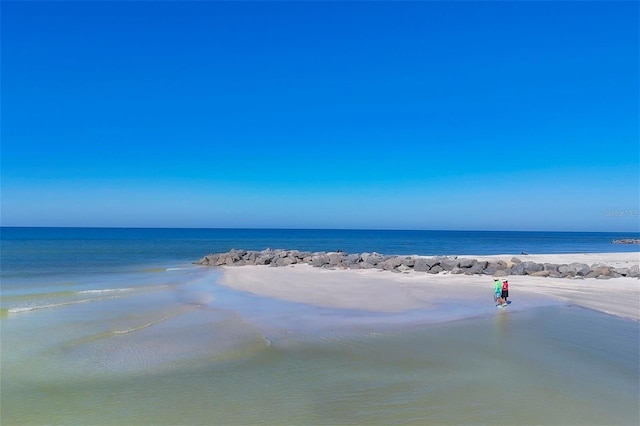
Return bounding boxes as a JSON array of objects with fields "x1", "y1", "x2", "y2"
[{"x1": 501, "y1": 280, "x2": 509, "y2": 305}]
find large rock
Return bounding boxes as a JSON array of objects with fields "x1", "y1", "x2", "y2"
[
  {"x1": 483, "y1": 263, "x2": 498, "y2": 275},
  {"x1": 328, "y1": 253, "x2": 344, "y2": 266},
  {"x1": 382, "y1": 257, "x2": 404, "y2": 271},
  {"x1": 466, "y1": 261, "x2": 487, "y2": 275},
  {"x1": 440, "y1": 258, "x2": 459, "y2": 271},
  {"x1": 403, "y1": 256, "x2": 416, "y2": 267},
  {"x1": 311, "y1": 254, "x2": 329, "y2": 267},
  {"x1": 346, "y1": 253, "x2": 361, "y2": 264},
  {"x1": 458, "y1": 258, "x2": 475, "y2": 268},
  {"x1": 425, "y1": 257, "x2": 441, "y2": 268},
  {"x1": 413, "y1": 258, "x2": 431, "y2": 272},
  {"x1": 483, "y1": 261, "x2": 508, "y2": 275},
  {"x1": 522, "y1": 261, "x2": 543, "y2": 274},
  {"x1": 589, "y1": 265, "x2": 613, "y2": 279},
  {"x1": 255, "y1": 253, "x2": 273, "y2": 265},
  {"x1": 428, "y1": 265, "x2": 444, "y2": 274},
  {"x1": 510, "y1": 262, "x2": 525, "y2": 275},
  {"x1": 397, "y1": 264, "x2": 412, "y2": 272},
  {"x1": 242, "y1": 251, "x2": 258, "y2": 264},
  {"x1": 612, "y1": 267, "x2": 629, "y2": 277},
  {"x1": 568, "y1": 262, "x2": 591, "y2": 277},
  {"x1": 275, "y1": 257, "x2": 295, "y2": 267},
  {"x1": 362, "y1": 253, "x2": 384, "y2": 266}
]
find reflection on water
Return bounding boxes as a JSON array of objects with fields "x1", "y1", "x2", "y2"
[{"x1": 1, "y1": 267, "x2": 638, "y2": 425}]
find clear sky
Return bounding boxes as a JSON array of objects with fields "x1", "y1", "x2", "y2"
[{"x1": 2, "y1": 1, "x2": 639, "y2": 231}]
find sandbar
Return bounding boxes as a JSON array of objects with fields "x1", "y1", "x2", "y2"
[{"x1": 217, "y1": 253, "x2": 639, "y2": 321}]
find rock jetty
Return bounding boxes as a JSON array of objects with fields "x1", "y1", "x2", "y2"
[
  {"x1": 612, "y1": 239, "x2": 640, "y2": 244},
  {"x1": 196, "y1": 249, "x2": 640, "y2": 279}
]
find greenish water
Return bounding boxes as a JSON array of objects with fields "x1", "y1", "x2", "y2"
[{"x1": 1, "y1": 267, "x2": 638, "y2": 425}]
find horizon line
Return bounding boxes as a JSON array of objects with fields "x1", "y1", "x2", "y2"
[{"x1": 1, "y1": 226, "x2": 639, "y2": 234}]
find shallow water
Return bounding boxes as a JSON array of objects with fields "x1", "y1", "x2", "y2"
[{"x1": 1, "y1": 265, "x2": 638, "y2": 425}]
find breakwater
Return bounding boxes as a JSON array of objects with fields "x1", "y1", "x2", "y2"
[
  {"x1": 612, "y1": 239, "x2": 640, "y2": 244},
  {"x1": 197, "y1": 249, "x2": 640, "y2": 279}
]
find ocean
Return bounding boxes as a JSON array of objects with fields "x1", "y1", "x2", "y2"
[{"x1": 1, "y1": 228, "x2": 639, "y2": 425}]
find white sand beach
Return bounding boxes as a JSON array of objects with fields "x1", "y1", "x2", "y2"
[{"x1": 218, "y1": 253, "x2": 640, "y2": 321}]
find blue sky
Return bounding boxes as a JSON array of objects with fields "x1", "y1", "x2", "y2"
[{"x1": 2, "y1": 1, "x2": 638, "y2": 231}]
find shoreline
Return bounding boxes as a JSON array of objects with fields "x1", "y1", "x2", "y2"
[{"x1": 215, "y1": 252, "x2": 639, "y2": 322}]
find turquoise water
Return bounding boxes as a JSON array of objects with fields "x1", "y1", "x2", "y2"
[
  {"x1": 1, "y1": 228, "x2": 639, "y2": 425},
  {"x1": 2, "y1": 265, "x2": 639, "y2": 425}
]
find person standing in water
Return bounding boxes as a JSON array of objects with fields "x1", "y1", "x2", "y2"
[
  {"x1": 494, "y1": 278, "x2": 504, "y2": 306},
  {"x1": 501, "y1": 279, "x2": 509, "y2": 305}
]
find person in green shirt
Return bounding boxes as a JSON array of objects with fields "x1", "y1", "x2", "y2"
[{"x1": 494, "y1": 278, "x2": 504, "y2": 306}]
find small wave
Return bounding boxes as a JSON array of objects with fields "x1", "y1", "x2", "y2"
[
  {"x1": 0, "y1": 290, "x2": 77, "y2": 302},
  {"x1": 111, "y1": 312, "x2": 182, "y2": 334},
  {"x1": 139, "y1": 268, "x2": 167, "y2": 273},
  {"x1": 78, "y1": 288, "x2": 134, "y2": 294},
  {"x1": 7, "y1": 295, "x2": 121, "y2": 314}
]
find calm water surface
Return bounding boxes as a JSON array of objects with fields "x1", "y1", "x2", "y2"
[{"x1": 1, "y1": 228, "x2": 638, "y2": 425}]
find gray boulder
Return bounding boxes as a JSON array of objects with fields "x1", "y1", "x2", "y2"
[
  {"x1": 458, "y1": 258, "x2": 475, "y2": 268},
  {"x1": 362, "y1": 253, "x2": 384, "y2": 266},
  {"x1": 468, "y1": 260, "x2": 487, "y2": 274},
  {"x1": 440, "y1": 258, "x2": 459, "y2": 271},
  {"x1": 401, "y1": 256, "x2": 415, "y2": 267},
  {"x1": 522, "y1": 261, "x2": 543, "y2": 274},
  {"x1": 510, "y1": 263, "x2": 525, "y2": 275},
  {"x1": 275, "y1": 257, "x2": 294, "y2": 267},
  {"x1": 428, "y1": 265, "x2": 443, "y2": 274},
  {"x1": 242, "y1": 251, "x2": 258, "y2": 264},
  {"x1": 413, "y1": 258, "x2": 431, "y2": 272},
  {"x1": 483, "y1": 263, "x2": 498, "y2": 275},
  {"x1": 255, "y1": 254, "x2": 273, "y2": 265},
  {"x1": 425, "y1": 257, "x2": 441, "y2": 268},
  {"x1": 568, "y1": 262, "x2": 591, "y2": 277},
  {"x1": 382, "y1": 257, "x2": 404, "y2": 271},
  {"x1": 591, "y1": 265, "x2": 613, "y2": 279},
  {"x1": 628, "y1": 265, "x2": 640, "y2": 278},
  {"x1": 346, "y1": 253, "x2": 361, "y2": 264},
  {"x1": 397, "y1": 264, "x2": 412, "y2": 272},
  {"x1": 311, "y1": 255, "x2": 329, "y2": 267},
  {"x1": 328, "y1": 253, "x2": 344, "y2": 266}
]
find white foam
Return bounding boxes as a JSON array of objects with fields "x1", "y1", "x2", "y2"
[
  {"x1": 8, "y1": 296, "x2": 121, "y2": 314},
  {"x1": 112, "y1": 313, "x2": 180, "y2": 334},
  {"x1": 78, "y1": 288, "x2": 134, "y2": 294}
]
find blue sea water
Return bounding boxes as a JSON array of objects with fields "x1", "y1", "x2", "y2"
[
  {"x1": 1, "y1": 227, "x2": 638, "y2": 425},
  {"x1": 2, "y1": 227, "x2": 639, "y2": 279}
]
